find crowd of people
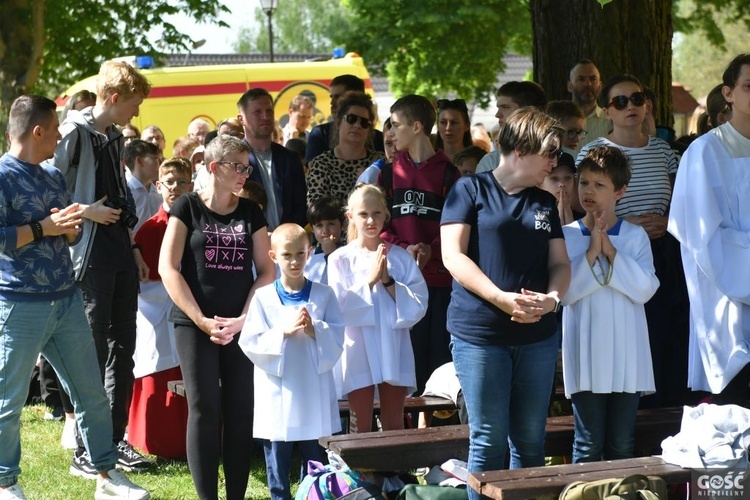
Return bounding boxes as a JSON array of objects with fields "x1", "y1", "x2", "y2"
[{"x1": 0, "y1": 51, "x2": 748, "y2": 500}]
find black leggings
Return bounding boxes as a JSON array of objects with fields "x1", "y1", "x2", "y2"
[{"x1": 175, "y1": 324, "x2": 255, "y2": 500}]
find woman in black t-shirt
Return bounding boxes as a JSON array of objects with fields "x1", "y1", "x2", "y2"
[
  {"x1": 441, "y1": 109, "x2": 570, "y2": 498},
  {"x1": 160, "y1": 135, "x2": 275, "y2": 500}
]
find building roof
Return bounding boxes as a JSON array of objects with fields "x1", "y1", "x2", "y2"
[{"x1": 672, "y1": 83, "x2": 700, "y2": 114}]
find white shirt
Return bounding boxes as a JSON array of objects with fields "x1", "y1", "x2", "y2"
[{"x1": 127, "y1": 175, "x2": 161, "y2": 234}]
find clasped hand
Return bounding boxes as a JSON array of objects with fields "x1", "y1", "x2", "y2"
[
  {"x1": 283, "y1": 307, "x2": 315, "y2": 338},
  {"x1": 201, "y1": 315, "x2": 246, "y2": 345}
]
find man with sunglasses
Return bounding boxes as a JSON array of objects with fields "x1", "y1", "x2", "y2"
[
  {"x1": 237, "y1": 88, "x2": 307, "y2": 231},
  {"x1": 305, "y1": 74, "x2": 385, "y2": 163},
  {"x1": 567, "y1": 59, "x2": 612, "y2": 154}
]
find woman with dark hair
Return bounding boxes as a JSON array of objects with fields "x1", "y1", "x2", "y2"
[
  {"x1": 577, "y1": 74, "x2": 689, "y2": 408},
  {"x1": 435, "y1": 98, "x2": 472, "y2": 159},
  {"x1": 669, "y1": 54, "x2": 750, "y2": 408},
  {"x1": 441, "y1": 108, "x2": 569, "y2": 498},
  {"x1": 306, "y1": 92, "x2": 384, "y2": 206}
]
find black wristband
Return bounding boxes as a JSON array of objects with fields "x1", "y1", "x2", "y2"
[
  {"x1": 30, "y1": 221, "x2": 43, "y2": 241},
  {"x1": 131, "y1": 243, "x2": 141, "y2": 251},
  {"x1": 381, "y1": 277, "x2": 395, "y2": 288}
]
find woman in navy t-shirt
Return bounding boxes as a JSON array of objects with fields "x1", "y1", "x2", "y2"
[
  {"x1": 160, "y1": 135, "x2": 275, "y2": 500},
  {"x1": 441, "y1": 108, "x2": 570, "y2": 497}
]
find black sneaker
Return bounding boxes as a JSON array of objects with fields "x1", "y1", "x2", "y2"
[
  {"x1": 69, "y1": 449, "x2": 99, "y2": 480},
  {"x1": 116, "y1": 441, "x2": 154, "y2": 472}
]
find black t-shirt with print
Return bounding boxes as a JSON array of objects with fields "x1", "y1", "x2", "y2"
[{"x1": 169, "y1": 192, "x2": 268, "y2": 324}]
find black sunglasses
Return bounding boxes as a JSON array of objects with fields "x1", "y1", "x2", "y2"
[
  {"x1": 437, "y1": 98, "x2": 468, "y2": 111},
  {"x1": 606, "y1": 92, "x2": 647, "y2": 110},
  {"x1": 343, "y1": 113, "x2": 372, "y2": 129}
]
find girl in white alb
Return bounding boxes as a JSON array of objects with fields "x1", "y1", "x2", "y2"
[{"x1": 327, "y1": 184, "x2": 428, "y2": 433}]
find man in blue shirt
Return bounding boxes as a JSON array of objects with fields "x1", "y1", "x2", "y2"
[{"x1": 0, "y1": 95, "x2": 149, "y2": 500}]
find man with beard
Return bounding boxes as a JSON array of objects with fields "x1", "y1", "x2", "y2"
[{"x1": 567, "y1": 59, "x2": 611, "y2": 155}]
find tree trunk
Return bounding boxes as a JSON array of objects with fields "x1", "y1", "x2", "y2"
[
  {"x1": 0, "y1": 0, "x2": 44, "y2": 151},
  {"x1": 531, "y1": 0, "x2": 674, "y2": 127}
]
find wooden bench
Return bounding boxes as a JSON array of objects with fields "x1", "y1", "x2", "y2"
[
  {"x1": 469, "y1": 456, "x2": 691, "y2": 499},
  {"x1": 319, "y1": 407, "x2": 683, "y2": 471},
  {"x1": 167, "y1": 380, "x2": 457, "y2": 417}
]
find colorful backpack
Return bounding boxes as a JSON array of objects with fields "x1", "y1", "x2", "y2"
[{"x1": 295, "y1": 460, "x2": 380, "y2": 500}]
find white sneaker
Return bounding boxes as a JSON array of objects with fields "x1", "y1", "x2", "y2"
[
  {"x1": 0, "y1": 483, "x2": 27, "y2": 500},
  {"x1": 94, "y1": 469, "x2": 150, "y2": 500},
  {"x1": 61, "y1": 417, "x2": 77, "y2": 449}
]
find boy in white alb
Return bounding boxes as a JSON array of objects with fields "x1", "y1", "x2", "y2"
[
  {"x1": 239, "y1": 223, "x2": 344, "y2": 500},
  {"x1": 304, "y1": 196, "x2": 346, "y2": 285},
  {"x1": 561, "y1": 146, "x2": 659, "y2": 463}
]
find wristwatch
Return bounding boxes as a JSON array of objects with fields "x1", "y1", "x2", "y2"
[{"x1": 551, "y1": 295, "x2": 561, "y2": 314}]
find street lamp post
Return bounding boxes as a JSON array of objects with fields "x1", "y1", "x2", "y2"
[{"x1": 259, "y1": 0, "x2": 279, "y2": 63}]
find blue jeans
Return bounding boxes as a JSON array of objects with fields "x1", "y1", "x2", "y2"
[
  {"x1": 571, "y1": 391, "x2": 640, "y2": 463},
  {"x1": 451, "y1": 333, "x2": 558, "y2": 500},
  {"x1": 0, "y1": 291, "x2": 117, "y2": 486},
  {"x1": 263, "y1": 439, "x2": 326, "y2": 500}
]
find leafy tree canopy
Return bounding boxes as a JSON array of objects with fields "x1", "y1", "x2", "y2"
[
  {"x1": 233, "y1": 0, "x2": 348, "y2": 55},
  {"x1": 0, "y1": 0, "x2": 228, "y2": 149},
  {"x1": 338, "y1": 0, "x2": 531, "y2": 107}
]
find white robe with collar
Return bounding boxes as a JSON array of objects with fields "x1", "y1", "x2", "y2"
[
  {"x1": 668, "y1": 123, "x2": 750, "y2": 393},
  {"x1": 562, "y1": 220, "x2": 659, "y2": 396},
  {"x1": 239, "y1": 282, "x2": 344, "y2": 441},
  {"x1": 133, "y1": 281, "x2": 180, "y2": 378},
  {"x1": 327, "y1": 243, "x2": 429, "y2": 397}
]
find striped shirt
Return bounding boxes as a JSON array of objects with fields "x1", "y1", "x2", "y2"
[{"x1": 577, "y1": 136, "x2": 677, "y2": 217}]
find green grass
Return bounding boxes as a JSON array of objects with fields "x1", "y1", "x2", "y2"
[{"x1": 18, "y1": 404, "x2": 273, "y2": 499}]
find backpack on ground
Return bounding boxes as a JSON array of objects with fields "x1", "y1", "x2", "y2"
[
  {"x1": 295, "y1": 460, "x2": 381, "y2": 500},
  {"x1": 558, "y1": 474, "x2": 668, "y2": 500}
]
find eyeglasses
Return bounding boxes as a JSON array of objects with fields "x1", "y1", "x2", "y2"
[
  {"x1": 606, "y1": 92, "x2": 647, "y2": 110},
  {"x1": 159, "y1": 179, "x2": 192, "y2": 189},
  {"x1": 565, "y1": 129, "x2": 587, "y2": 140},
  {"x1": 437, "y1": 98, "x2": 468, "y2": 111},
  {"x1": 218, "y1": 161, "x2": 253, "y2": 175},
  {"x1": 343, "y1": 113, "x2": 372, "y2": 129}
]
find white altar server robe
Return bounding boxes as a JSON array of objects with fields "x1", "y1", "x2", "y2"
[
  {"x1": 327, "y1": 243, "x2": 428, "y2": 396},
  {"x1": 239, "y1": 282, "x2": 344, "y2": 441},
  {"x1": 562, "y1": 220, "x2": 659, "y2": 396},
  {"x1": 668, "y1": 123, "x2": 750, "y2": 393}
]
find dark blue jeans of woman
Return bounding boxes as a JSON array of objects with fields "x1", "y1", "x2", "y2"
[
  {"x1": 571, "y1": 391, "x2": 640, "y2": 463},
  {"x1": 451, "y1": 333, "x2": 558, "y2": 500}
]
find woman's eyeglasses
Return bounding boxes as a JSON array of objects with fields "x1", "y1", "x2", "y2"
[
  {"x1": 606, "y1": 92, "x2": 647, "y2": 110},
  {"x1": 437, "y1": 98, "x2": 468, "y2": 111},
  {"x1": 566, "y1": 128, "x2": 587, "y2": 140},
  {"x1": 343, "y1": 114, "x2": 373, "y2": 129},
  {"x1": 218, "y1": 161, "x2": 253, "y2": 175}
]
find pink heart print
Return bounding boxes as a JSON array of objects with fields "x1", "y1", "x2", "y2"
[
  {"x1": 205, "y1": 249, "x2": 215, "y2": 261},
  {"x1": 222, "y1": 236, "x2": 232, "y2": 246},
  {"x1": 235, "y1": 224, "x2": 244, "y2": 233}
]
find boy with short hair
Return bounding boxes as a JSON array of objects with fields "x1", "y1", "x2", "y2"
[
  {"x1": 52, "y1": 59, "x2": 154, "y2": 475},
  {"x1": 124, "y1": 139, "x2": 162, "y2": 234},
  {"x1": 239, "y1": 223, "x2": 344, "y2": 500},
  {"x1": 546, "y1": 100, "x2": 587, "y2": 155},
  {"x1": 476, "y1": 81, "x2": 548, "y2": 173},
  {"x1": 561, "y1": 146, "x2": 659, "y2": 463},
  {"x1": 305, "y1": 196, "x2": 346, "y2": 284},
  {"x1": 380, "y1": 94, "x2": 461, "y2": 395},
  {"x1": 451, "y1": 145, "x2": 487, "y2": 176},
  {"x1": 128, "y1": 157, "x2": 193, "y2": 459}
]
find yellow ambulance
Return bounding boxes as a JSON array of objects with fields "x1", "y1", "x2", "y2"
[{"x1": 56, "y1": 53, "x2": 374, "y2": 146}]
